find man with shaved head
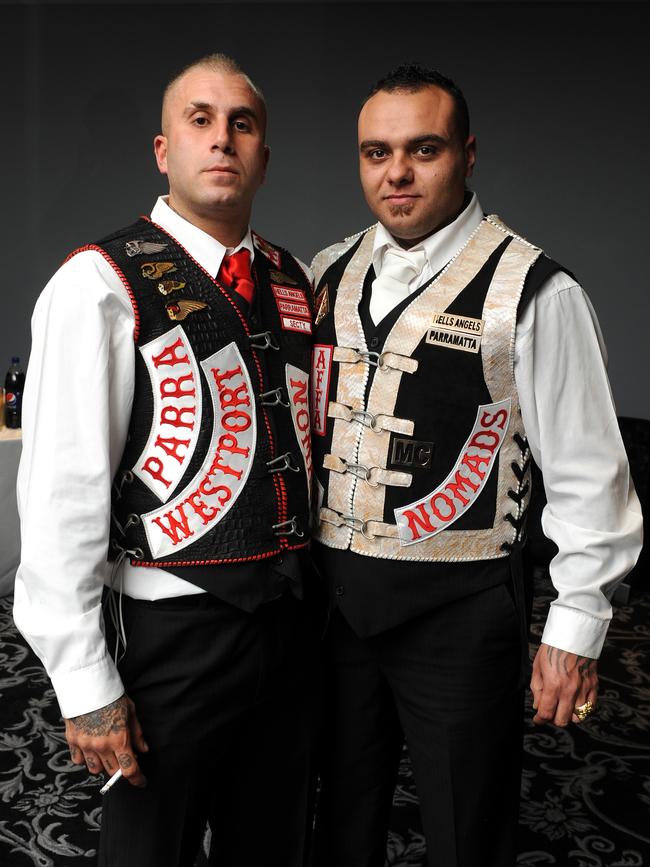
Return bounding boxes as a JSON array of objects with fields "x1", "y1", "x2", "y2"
[
  {"x1": 309, "y1": 63, "x2": 642, "y2": 866},
  {"x1": 14, "y1": 53, "x2": 319, "y2": 866}
]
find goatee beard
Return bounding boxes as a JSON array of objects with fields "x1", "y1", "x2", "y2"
[{"x1": 388, "y1": 202, "x2": 415, "y2": 217}]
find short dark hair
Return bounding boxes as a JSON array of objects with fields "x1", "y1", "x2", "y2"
[{"x1": 365, "y1": 63, "x2": 470, "y2": 142}]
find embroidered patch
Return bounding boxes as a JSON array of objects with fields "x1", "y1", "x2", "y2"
[
  {"x1": 157, "y1": 280, "x2": 186, "y2": 296},
  {"x1": 271, "y1": 284, "x2": 311, "y2": 331},
  {"x1": 166, "y1": 299, "x2": 208, "y2": 321},
  {"x1": 311, "y1": 345, "x2": 333, "y2": 436},
  {"x1": 142, "y1": 342, "x2": 257, "y2": 558},
  {"x1": 394, "y1": 399, "x2": 511, "y2": 546},
  {"x1": 252, "y1": 232, "x2": 281, "y2": 267},
  {"x1": 141, "y1": 262, "x2": 177, "y2": 279},
  {"x1": 281, "y1": 316, "x2": 312, "y2": 334},
  {"x1": 315, "y1": 282, "x2": 330, "y2": 326},
  {"x1": 390, "y1": 438, "x2": 434, "y2": 470},
  {"x1": 425, "y1": 312, "x2": 485, "y2": 354},
  {"x1": 126, "y1": 240, "x2": 169, "y2": 257},
  {"x1": 286, "y1": 364, "x2": 312, "y2": 500},
  {"x1": 271, "y1": 284, "x2": 308, "y2": 303},
  {"x1": 134, "y1": 325, "x2": 202, "y2": 502},
  {"x1": 277, "y1": 299, "x2": 311, "y2": 319},
  {"x1": 270, "y1": 269, "x2": 298, "y2": 286}
]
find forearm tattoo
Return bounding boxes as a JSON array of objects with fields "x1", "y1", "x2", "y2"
[
  {"x1": 545, "y1": 645, "x2": 597, "y2": 679},
  {"x1": 70, "y1": 697, "x2": 127, "y2": 736}
]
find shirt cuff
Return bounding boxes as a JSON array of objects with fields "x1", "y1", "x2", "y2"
[
  {"x1": 50, "y1": 654, "x2": 125, "y2": 719},
  {"x1": 540, "y1": 601, "x2": 611, "y2": 659}
]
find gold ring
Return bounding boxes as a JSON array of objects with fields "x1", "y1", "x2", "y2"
[{"x1": 574, "y1": 700, "x2": 594, "y2": 722}]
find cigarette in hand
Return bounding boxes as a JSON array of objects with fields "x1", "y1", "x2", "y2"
[{"x1": 100, "y1": 768, "x2": 123, "y2": 795}]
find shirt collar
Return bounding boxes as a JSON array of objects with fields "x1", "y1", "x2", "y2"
[
  {"x1": 372, "y1": 192, "x2": 484, "y2": 279},
  {"x1": 149, "y1": 196, "x2": 254, "y2": 279}
]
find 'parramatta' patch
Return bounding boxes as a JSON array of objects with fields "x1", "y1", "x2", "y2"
[
  {"x1": 394, "y1": 399, "x2": 511, "y2": 546},
  {"x1": 286, "y1": 364, "x2": 312, "y2": 500},
  {"x1": 134, "y1": 325, "x2": 202, "y2": 502},
  {"x1": 142, "y1": 342, "x2": 257, "y2": 558},
  {"x1": 425, "y1": 312, "x2": 485, "y2": 354},
  {"x1": 311, "y1": 345, "x2": 333, "y2": 436}
]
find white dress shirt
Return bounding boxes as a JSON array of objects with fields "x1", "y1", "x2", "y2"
[
  {"x1": 370, "y1": 194, "x2": 643, "y2": 660},
  {"x1": 13, "y1": 197, "x2": 305, "y2": 719}
]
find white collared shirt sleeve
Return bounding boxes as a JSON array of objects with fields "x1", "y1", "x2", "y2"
[
  {"x1": 515, "y1": 271, "x2": 643, "y2": 659},
  {"x1": 13, "y1": 250, "x2": 136, "y2": 719}
]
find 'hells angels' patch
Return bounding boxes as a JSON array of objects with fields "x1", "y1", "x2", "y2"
[
  {"x1": 425, "y1": 312, "x2": 485, "y2": 354},
  {"x1": 311, "y1": 345, "x2": 333, "y2": 436}
]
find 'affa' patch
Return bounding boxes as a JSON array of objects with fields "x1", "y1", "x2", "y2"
[{"x1": 311, "y1": 344, "x2": 333, "y2": 436}]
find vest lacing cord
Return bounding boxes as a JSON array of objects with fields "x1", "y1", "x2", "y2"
[
  {"x1": 266, "y1": 452, "x2": 301, "y2": 473},
  {"x1": 249, "y1": 331, "x2": 280, "y2": 351},
  {"x1": 272, "y1": 516, "x2": 304, "y2": 538},
  {"x1": 501, "y1": 432, "x2": 531, "y2": 553},
  {"x1": 112, "y1": 469, "x2": 134, "y2": 500},
  {"x1": 333, "y1": 346, "x2": 419, "y2": 374},
  {"x1": 104, "y1": 540, "x2": 142, "y2": 664},
  {"x1": 259, "y1": 386, "x2": 290, "y2": 407}
]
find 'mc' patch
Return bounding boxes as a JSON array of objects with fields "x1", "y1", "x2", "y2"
[{"x1": 390, "y1": 438, "x2": 434, "y2": 470}]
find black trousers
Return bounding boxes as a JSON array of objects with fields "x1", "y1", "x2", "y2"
[
  {"x1": 313, "y1": 581, "x2": 524, "y2": 867},
  {"x1": 99, "y1": 589, "x2": 321, "y2": 867}
]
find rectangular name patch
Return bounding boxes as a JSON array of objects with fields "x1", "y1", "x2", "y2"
[
  {"x1": 277, "y1": 299, "x2": 311, "y2": 319},
  {"x1": 426, "y1": 312, "x2": 484, "y2": 354},
  {"x1": 271, "y1": 284, "x2": 307, "y2": 303},
  {"x1": 282, "y1": 316, "x2": 312, "y2": 334},
  {"x1": 311, "y1": 345, "x2": 333, "y2": 436}
]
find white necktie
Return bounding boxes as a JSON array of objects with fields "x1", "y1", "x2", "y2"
[{"x1": 369, "y1": 246, "x2": 427, "y2": 325}]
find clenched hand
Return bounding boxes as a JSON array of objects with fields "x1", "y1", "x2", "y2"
[
  {"x1": 65, "y1": 694, "x2": 148, "y2": 787},
  {"x1": 530, "y1": 643, "x2": 598, "y2": 727}
]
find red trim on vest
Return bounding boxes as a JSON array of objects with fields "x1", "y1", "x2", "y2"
[
  {"x1": 131, "y1": 538, "x2": 309, "y2": 567},
  {"x1": 64, "y1": 244, "x2": 141, "y2": 342},
  {"x1": 144, "y1": 217, "x2": 288, "y2": 542}
]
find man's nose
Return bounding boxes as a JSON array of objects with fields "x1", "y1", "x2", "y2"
[
  {"x1": 211, "y1": 119, "x2": 234, "y2": 154},
  {"x1": 386, "y1": 153, "x2": 413, "y2": 185}
]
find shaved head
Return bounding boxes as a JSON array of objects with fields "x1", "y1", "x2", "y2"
[{"x1": 162, "y1": 53, "x2": 266, "y2": 137}]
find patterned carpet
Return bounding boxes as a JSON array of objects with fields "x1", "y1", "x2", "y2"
[{"x1": 1, "y1": 575, "x2": 649, "y2": 867}]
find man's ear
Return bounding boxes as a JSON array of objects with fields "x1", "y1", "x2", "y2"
[
  {"x1": 154, "y1": 134, "x2": 168, "y2": 175},
  {"x1": 260, "y1": 145, "x2": 271, "y2": 184},
  {"x1": 464, "y1": 135, "x2": 477, "y2": 178}
]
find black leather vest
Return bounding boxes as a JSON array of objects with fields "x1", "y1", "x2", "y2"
[{"x1": 70, "y1": 218, "x2": 313, "y2": 568}]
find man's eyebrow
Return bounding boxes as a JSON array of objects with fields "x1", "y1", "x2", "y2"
[
  {"x1": 359, "y1": 133, "x2": 449, "y2": 151},
  {"x1": 185, "y1": 101, "x2": 213, "y2": 116},
  {"x1": 228, "y1": 105, "x2": 259, "y2": 122},
  {"x1": 183, "y1": 102, "x2": 259, "y2": 122}
]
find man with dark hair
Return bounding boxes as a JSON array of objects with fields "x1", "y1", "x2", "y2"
[
  {"x1": 14, "y1": 53, "x2": 318, "y2": 867},
  {"x1": 310, "y1": 63, "x2": 642, "y2": 867}
]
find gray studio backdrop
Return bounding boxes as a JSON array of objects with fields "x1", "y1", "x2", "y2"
[{"x1": 2, "y1": 1, "x2": 648, "y2": 419}]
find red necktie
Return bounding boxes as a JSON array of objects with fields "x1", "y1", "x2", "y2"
[{"x1": 218, "y1": 249, "x2": 255, "y2": 306}]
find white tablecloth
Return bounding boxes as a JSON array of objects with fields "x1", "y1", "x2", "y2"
[{"x1": 0, "y1": 429, "x2": 21, "y2": 596}]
